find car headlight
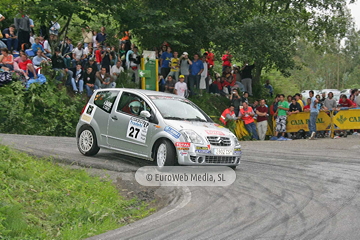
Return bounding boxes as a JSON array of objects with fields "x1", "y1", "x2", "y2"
[
  {"x1": 232, "y1": 134, "x2": 241, "y2": 146},
  {"x1": 180, "y1": 130, "x2": 204, "y2": 144}
]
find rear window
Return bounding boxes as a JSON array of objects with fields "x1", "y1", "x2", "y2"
[{"x1": 94, "y1": 91, "x2": 119, "y2": 113}]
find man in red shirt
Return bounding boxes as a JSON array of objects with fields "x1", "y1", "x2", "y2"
[
  {"x1": 339, "y1": 95, "x2": 356, "y2": 108},
  {"x1": 221, "y1": 50, "x2": 232, "y2": 73},
  {"x1": 256, "y1": 99, "x2": 268, "y2": 140},
  {"x1": 19, "y1": 54, "x2": 37, "y2": 79},
  {"x1": 95, "y1": 44, "x2": 102, "y2": 71},
  {"x1": 238, "y1": 101, "x2": 259, "y2": 140}
]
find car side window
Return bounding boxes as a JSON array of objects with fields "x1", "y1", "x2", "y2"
[
  {"x1": 94, "y1": 91, "x2": 119, "y2": 113},
  {"x1": 117, "y1": 92, "x2": 152, "y2": 118}
]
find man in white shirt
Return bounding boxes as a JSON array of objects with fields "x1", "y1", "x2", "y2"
[
  {"x1": 174, "y1": 75, "x2": 188, "y2": 97},
  {"x1": 110, "y1": 60, "x2": 124, "y2": 81},
  {"x1": 43, "y1": 38, "x2": 52, "y2": 57},
  {"x1": 72, "y1": 42, "x2": 86, "y2": 67},
  {"x1": 200, "y1": 55, "x2": 208, "y2": 95}
]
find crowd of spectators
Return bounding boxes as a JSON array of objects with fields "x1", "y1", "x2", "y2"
[{"x1": 221, "y1": 88, "x2": 360, "y2": 141}]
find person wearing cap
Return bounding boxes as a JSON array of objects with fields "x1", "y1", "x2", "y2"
[
  {"x1": 179, "y1": 52, "x2": 192, "y2": 84},
  {"x1": 174, "y1": 75, "x2": 188, "y2": 97},
  {"x1": 51, "y1": 48, "x2": 73, "y2": 85},
  {"x1": 85, "y1": 57, "x2": 98, "y2": 73}
]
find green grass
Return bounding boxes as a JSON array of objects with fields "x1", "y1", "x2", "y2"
[{"x1": 0, "y1": 145, "x2": 153, "y2": 240}]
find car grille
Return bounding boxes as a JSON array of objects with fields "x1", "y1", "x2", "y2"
[
  {"x1": 207, "y1": 136, "x2": 231, "y2": 146},
  {"x1": 205, "y1": 156, "x2": 237, "y2": 164}
]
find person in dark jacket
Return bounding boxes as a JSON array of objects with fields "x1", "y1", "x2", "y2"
[
  {"x1": 83, "y1": 66, "x2": 98, "y2": 97},
  {"x1": 51, "y1": 48, "x2": 73, "y2": 85},
  {"x1": 241, "y1": 61, "x2": 255, "y2": 96}
]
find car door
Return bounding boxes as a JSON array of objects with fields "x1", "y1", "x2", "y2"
[
  {"x1": 91, "y1": 90, "x2": 120, "y2": 146},
  {"x1": 107, "y1": 91, "x2": 156, "y2": 156}
]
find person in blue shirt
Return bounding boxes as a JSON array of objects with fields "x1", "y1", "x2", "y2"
[
  {"x1": 160, "y1": 46, "x2": 173, "y2": 79},
  {"x1": 188, "y1": 54, "x2": 204, "y2": 96},
  {"x1": 308, "y1": 90, "x2": 319, "y2": 140},
  {"x1": 31, "y1": 37, "x2": 44, "y2": 55}
]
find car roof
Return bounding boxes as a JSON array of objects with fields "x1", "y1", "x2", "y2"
[{"x1": 97, "y1": 88, "x2": 183, "y2": 98}]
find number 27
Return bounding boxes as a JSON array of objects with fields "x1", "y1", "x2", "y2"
[{"x1": 129, "y1": 127, "x2": 140, "y2": 138}]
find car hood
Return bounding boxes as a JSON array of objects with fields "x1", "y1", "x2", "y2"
[{"x1": 164, "y1": 120, "x2": 233, "y2": 137}]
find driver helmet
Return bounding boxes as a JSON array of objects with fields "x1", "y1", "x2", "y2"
[{"x1": 129, "y1": 101, "x2": 141, "y2": 114}]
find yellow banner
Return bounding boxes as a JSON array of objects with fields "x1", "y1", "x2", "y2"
[
  {"x1": 332, "y1": 109, "x2": 360, "y2": 129},
  {"x1": 235, "y1": 119, "x2": 273, "y2": 138},
  {"x1": 286, "y1": 112, "x2": 331, "y2": 132}
]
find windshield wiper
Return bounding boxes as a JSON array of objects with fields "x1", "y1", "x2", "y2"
[
  {"x1": 185, "y1": 116, "x2": 207, "y2": 122},
  {"x1": 163, "y1": 117, "x2": 185, "y2": 120}
]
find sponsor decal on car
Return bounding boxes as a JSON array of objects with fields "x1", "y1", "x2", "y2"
[
  {"x1": 180, "y1": 151, "x2": 188, "y2": 156},
  {"x1": 175, "y1": 142, "x2": 191, "y2": 148},
  {"x1": 177, "y1": 147, "x2": 189, "y2": 151},
  {"x1": 81, "y1": 104, "x2": 96, "y2": 124},
  {"x1": 205, "y1": 130, "x2": 225, "y2": 136},
  {"x1": 165, "y1": 126, "x2": 181, "y2": 139},
  {"x1": 195, "y1": 146, "x2": 211, "y2": 154},
  {"x1": 234, "y1": 148, "x2": 242, "y2": 155},
  {"x1": 102, "y1": 100, "x2": 113, "y2": 112},
  {"x1": 213, "y1": 123, "x2": 224, "y2": 128},
  {"x1": 126, "y1": 117, "x2": 150, "y2": 143}
]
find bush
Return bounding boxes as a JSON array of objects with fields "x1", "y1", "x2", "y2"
[{"x1": 0, "y1": 73, "x2": 85, "y2": 137}]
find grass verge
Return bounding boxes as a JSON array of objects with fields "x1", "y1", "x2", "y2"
[{"x1": 0, "y1": 145, "x2": 154, "y2": 240}]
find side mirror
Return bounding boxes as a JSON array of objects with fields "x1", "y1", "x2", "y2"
[{"x1": 140, "y1": 110, "x2": 151, "y2": 119}]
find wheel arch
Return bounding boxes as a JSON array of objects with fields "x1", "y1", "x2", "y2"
[{"x1": 151, "y1": 137, "x2": 177, "y2": 160}]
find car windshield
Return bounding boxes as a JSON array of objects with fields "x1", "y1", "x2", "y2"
[{"x1": 149, "y1": 96, "x2": 210, "y2": 122}]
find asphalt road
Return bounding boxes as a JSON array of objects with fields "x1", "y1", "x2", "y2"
[{"x1": 1, "y1": 133, "x2": 360, "y2": 240}]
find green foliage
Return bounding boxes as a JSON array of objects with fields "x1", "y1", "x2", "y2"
[
  {"x1": 189, "y1": 93, "x2": 230, "y2": 123},
  {"x1": 0, "y1": 72, "x2": 85, "y2": 137},
  {"x1": 0, "y1": 145, "x2": 153, "y2": 239}
]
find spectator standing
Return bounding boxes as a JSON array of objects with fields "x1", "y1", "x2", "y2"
[
  {"x1": 95, "y1": 67, "x2": 116, "y2": 89},
  {"x1": 221, "y1": 50, "x2": 232, "y2": 73},
  {"x1": 128, "y1": 46, "x2": 141, "y2": 83},
  {"x1": 71, "y1": 62, "x2": 84, "y2": 94},
  {"x1": 168, "y1": 51, "x2": 180, "y2": 81},
  {"x1": 230, "y1": 89, "x2": 242, "y2": 117},
  {"x1": 83, "y1": 66, "x2": 98, "y2": 97},
  {"x1": 294, "y1": 93, "x2": 304, "y2": 111},
  {"x1": 238, "y1": 101, "x2": 259, "y2": 140},
  {"x1": 101, "y1": 45, "x2": 112, "y2": 73},
  {"x1": 324, "y1": 92, "x2": 337, "y2": 110},
  {"x1": 270, "y1": 94, "x2": 289, "y2": 140},
  {"x1": 288, "y1": 97, "x2": 302, "y2": 114},
  {"x1": 95, "y1": 45, "x2": 102, "y2": 71},
  {"x1": 308, "y1": 90, "x2": 319, "y2": 140},
  {"x1": 241, "y1": 62, "x2": 255, "y2": 96},
  {"x1": 14, "y1": 14, "x2": 31, "y2": 50},
  {"x1": 264, "y1": 80, "x2": 273, "y2": 97},
  {"x1": 96, "y1": 27, "x2": 106, "y2": 45},
  {"x1": 174, "y1": 75, "x2": 188, "y2": 97},
  {"x1": 256, "y1": 99, "x2": 268, "y2": 140},
  {"x1": 220, "y1": 104, "x2": 239, "y2": 126},
  {"x1": 3, "y1": 24, "x2": 18, "y2": 52},
  {"x1": 81, "y1": 26, "x2": 93, "y2": 48},
  {"x1": 160, "y1": 46, "x2": 172, "y2": 79},
  {"x1": 164, "y1": 75, "x2": 176, "y2": 93},
  {"x1": 188, "y1": 54, "x2": 204, "y2": 96},
  {"x1": 303, "y1": 98, "x2": 311, "y2": 112},
  {"x1": 199, "y1": 55, "x2": 208, "y2": 95},
  {"x1": 179, "y1": 52, "x2": 192, "y2": 83}
]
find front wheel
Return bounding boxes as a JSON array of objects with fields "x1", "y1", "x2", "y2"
[
  {"x1": 77, "y1": 126, "x2": 100, "y2": 156},
  {"x1": 155, "y1": 140, "x2": 177, "y2": 167}
]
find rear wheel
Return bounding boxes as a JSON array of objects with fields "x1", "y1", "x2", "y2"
[
  {"x1": 155, "y1": 140, "x2": 177, "y2": 167},
  {"x1": 78, "y1": 126, "x2": 100, "y2": 156}
]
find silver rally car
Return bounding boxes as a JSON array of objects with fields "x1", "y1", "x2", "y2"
[{"x1": 76, "y1": 89, "x2": 242, "y2": 168}]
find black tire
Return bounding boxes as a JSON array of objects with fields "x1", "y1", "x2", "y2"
[
  {"x1": 230, "y1": 166, "x2": 237, "y2": 170},
  {"x1": 77, "y1": 126, "x2": 100, "y2": 156},
  {"x1": 155, "y1": 139, "x2": 177, "y2": 167}
]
